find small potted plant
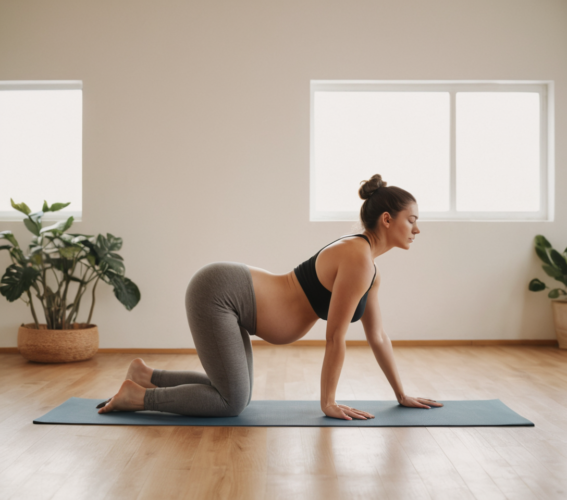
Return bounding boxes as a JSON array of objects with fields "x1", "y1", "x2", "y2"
[
  {"x1": 0, "y1": 199, "x2": 141, "y2": 363},
  {"x1": 528, "y1": 235, "x2": 567, "y2": 349}
]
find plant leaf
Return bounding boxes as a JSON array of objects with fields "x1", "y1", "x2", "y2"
[
  {"x1": 534, "y1": 235, "x2": 552, "y2": 248},
  {"x1": 548, "y1": 288, "x2": 567, "y2": 299},
  {"x1": 528, "y1": 278, "x2": 546, "y2": 292},
  {"x1": 550, "y1": 249, "x2": 567, "y2": 274},
  {"x1": 108, "y1": 252, "x2": 124, "y2": 261},
  {"x1": 58, "y1": 234, "x2": 74, "y2": 244},
  {"x1": 10, "y1": 199, "x2": 31, "y2": 215},
  {"x1": 0, "y1": 245, "x2": 12, "y2": 251},
  {"x1": 96, "y1": 234, "x2": 109, "y2": 256},
  {"x1": 106, "y1": 233, "x2": 123, "y2": 251},
  {"x1": 100, "y1": 255, "x2": 125, "y2": 276},
  {"x1": 29, "y1": 211, "x2": 43, "y2": 224},
  {"x1": 9, "y1": 247, "x2": 27, "y2": 266},
  {"x1": 542, "y1": 265, "x2": 563, "y2": 279},
  {"x1": 30, "y1": 254, "x2": 42, "y2": 266},
  {"x1": 67, "y1": 233, "x2": 94, "y2": 239},
  {"x1": 58, "y1": 246, "x2": 82, "y2": 259},
  {"x1": 0, "y1": 231, "x2": 19, "y2": 247},
  {"x1": 23, "y1": 218, "x2": 40, "y2": 236},
  {"x1": 535, "y1": 246, "x2": 552, "y2": 266},
  {"x1": 42, "y1": 200, "x2": 50, "y2": 212},
  {"x1": 80, "y1": 240, "x2": 101, "y2": 265},
  {"x1": 40, "y1": 221, "x2": 65, "y2": 235},
  {"x1": 48, "y1": 202, "x2": 71, "y2": 212},
  {"x1": 40, "y1": 216, "x2": 74, "y2": 235},
  {"x1": 71, "y1": 235, "x2": 88, "y2": 244},
  {"x1": 46, "y1": 256, "x2": 73, "y2": 274},
  {"x1": 108, "y1": 275, "x2": 141, "y2": 311},
  {"x1": 61, "y1": 216, "x2": 74, "y2": 232},
  {"x1": 0, "y1": 264, "x2": 41, "y2": 302}
]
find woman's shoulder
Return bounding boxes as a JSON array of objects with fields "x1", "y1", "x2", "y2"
[
  {"x1": 324, "y1": 235, "x2": 375, "y2": 272},
  {"x1": 329, "y1": 234, "x2": 372, "y2": 256},
  {"x1": 324, "y1": 234, "x2": 369, "y2": 251},
  {"x1": 340, "y1": 236, "x2": 380, "y2": 286}
]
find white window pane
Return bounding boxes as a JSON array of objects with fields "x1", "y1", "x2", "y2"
[
  {"x1": 313, "y1": 91, "x2": 450, "y2": 214},
  {"x1": 456, "y1": 92, "x2": 540, "y2": 212},
  {"x1": 0, "y1": 89, "x2": 82, "y2": 216}
]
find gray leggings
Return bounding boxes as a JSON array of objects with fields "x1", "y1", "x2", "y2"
[{"x1": 143, "y1": 262, "x2": 257, "y2": 417}]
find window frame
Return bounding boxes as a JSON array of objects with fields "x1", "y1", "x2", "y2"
[
  {"x1": 310, "y1": 80, "x2": 554, "y2": 222},
  {"x1": 0, "y1": 80, "x2": 83, "y2": 222}
]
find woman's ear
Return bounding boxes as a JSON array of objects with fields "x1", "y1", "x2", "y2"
[{"x1": 381, "y1": 212, "x2": 391, "y2": 228}]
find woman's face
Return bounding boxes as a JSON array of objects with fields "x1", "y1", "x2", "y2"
[{"x1": 383, "y1": 202, "x2": 420, "y2": 250}]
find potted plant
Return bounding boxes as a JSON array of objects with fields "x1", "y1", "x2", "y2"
[
  {"x1": 528, "y1": 235, "x2": 567, "y2": 349},
  {"x1": 0, "y1": 199, "x2": 141, "y2": 363}
]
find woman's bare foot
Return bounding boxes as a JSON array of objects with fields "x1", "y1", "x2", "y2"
[
  {"x1": 125, "y1": 358, "x2": 157, "y2": 388},
  {"x1": 98, "y1": 379, "x2": 146, "y2": 414}
]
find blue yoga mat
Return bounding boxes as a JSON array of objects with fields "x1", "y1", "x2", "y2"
[{"x1": 33, "y1": 398, "x2": 534, "y2": 427}]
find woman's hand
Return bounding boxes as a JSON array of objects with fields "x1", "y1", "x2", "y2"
[
  {"x1": 398, "y1": 395, "x2": 444, "y2": 409},
  {"x1": 323, "y1": 403, "x2": 375, "y2": 420}
]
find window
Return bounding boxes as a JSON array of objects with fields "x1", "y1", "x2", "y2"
[
  {"x1": 310, "y1": 80, "x2": 553, "y2": 221},
  {"x1": 0, "y1": 81, "x2": 82, "y2": 221}
]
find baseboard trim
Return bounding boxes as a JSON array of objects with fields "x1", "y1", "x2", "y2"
[
  {"x1": 0, "y1": 338, "x2": 558, "y2": 355},
  {"x1": 251, "y1": 339, "x2": 559, "y2": 347}
]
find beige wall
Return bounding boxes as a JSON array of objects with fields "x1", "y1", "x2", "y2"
[{"x1": 1, "y1": 0, "x2": 565, "y2": 348}]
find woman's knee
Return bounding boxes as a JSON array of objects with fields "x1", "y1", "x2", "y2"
[
  {"x1": 221, "y1": 392, "x2": 250, "y2": 417},
  {"x1": 222, "y1": 401, "x2": 248, "y2": 417}
]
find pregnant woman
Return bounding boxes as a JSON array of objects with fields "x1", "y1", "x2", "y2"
[{"x1": 97, "y1": 174, "x2": 443, "y2": 420}]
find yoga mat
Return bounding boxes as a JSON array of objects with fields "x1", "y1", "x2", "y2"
[{"x1": 33, "y1": 398, "x2": 534, "y2": 427}]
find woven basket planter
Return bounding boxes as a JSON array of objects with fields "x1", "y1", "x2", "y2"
[
  {"x1": 17, "y1": 323, "x2": 99, "y2": 363},
  {"x1": 552, "y1": 300, "x2": 567, "y2": 350}
]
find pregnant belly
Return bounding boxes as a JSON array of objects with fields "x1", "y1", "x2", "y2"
[{"x1": 247, "y1": 266, "x2": 319, "y2": 344}]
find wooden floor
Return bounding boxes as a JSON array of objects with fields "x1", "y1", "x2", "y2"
[{"x1": 1, "y1": 345, "x2": 566, "y2": 500}]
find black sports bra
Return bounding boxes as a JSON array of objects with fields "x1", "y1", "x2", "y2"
[{"x1": 293, "y1": 234, "x2": 377, "y2": 323}]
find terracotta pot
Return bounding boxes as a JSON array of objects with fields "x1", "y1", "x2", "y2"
[
  {"x1": 17, "y1": 323, "x2": 99, "y2": 363},
  {"x1": 551, "y1": 300, "x2": 567, "y2": 350}
]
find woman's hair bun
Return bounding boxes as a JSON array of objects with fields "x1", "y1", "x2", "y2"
[{"x1": 359, "y1": 174, "x2": 387, "y2": 200}]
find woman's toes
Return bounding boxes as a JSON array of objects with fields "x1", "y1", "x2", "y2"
[
  {"x1": 96, "y1": 398, "x2": 112, "y2": 409},
  {"x1": 98, "y1": 398, "x2": 114, "y2": 413},
  {"x1": 97, "y1": 380, "x2": 146, "y2": 414}
]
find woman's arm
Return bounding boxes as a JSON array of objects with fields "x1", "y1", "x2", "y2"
[
  {"x1": 360, "y1": 272, "x2": 444, "y2": 410},
  {"x1": 360, "y1": 276, "x2": 405, "y2": 401},
  {"x1": 368, "y1": 333, "x2": 405, "y2": 402},
  {"x1": 321, "y1": 254, "x2": 376, "y2": 420}
]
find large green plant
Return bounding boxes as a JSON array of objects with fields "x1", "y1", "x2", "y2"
[
  {"x1": 528, "y1": 235, "x2": 567, "y2": 299},
  {"x1": 0, "y1": 199, "x2": 141, "y2": 329}
]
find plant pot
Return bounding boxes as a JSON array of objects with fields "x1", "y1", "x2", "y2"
[
  {"x1": 17, "y1": 323, "x2": 99, "y2": 363},
  {"x1": 551, "y1": 300, "x2": 567, "y2": 350}
]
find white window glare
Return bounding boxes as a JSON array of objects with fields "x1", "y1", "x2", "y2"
[
  {"x1": 313, "y1": 91, "x2": 450, "y2": 214},
  {"x1": 0, "y1": 85, "x2": 82, "y2": 220},
  {"x1": 456, "y1": 92, "x2": 540, "y2": 212},
  {"x1": 310, "y1": 81, "x2": 551, "y2": 222}
]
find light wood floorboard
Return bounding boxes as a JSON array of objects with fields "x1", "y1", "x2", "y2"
[{"x1": 0, "y1": 345, "x2": 566, "y2": 499}]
